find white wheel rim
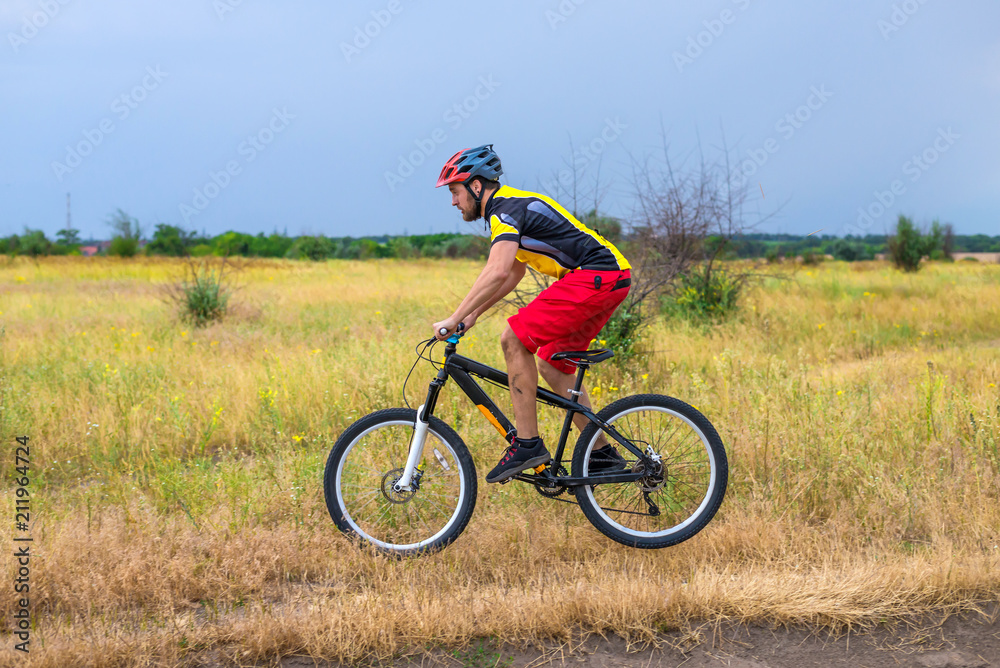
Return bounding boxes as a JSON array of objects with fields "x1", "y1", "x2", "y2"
[
  {"x1": 583, "y1": 405, "x2": 717, "y2": 539},
  {"x1": 335, "y1": 419, "x2": 467, "y2": 552}
]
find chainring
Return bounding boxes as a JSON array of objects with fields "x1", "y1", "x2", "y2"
[{"x1": 534, "y1": 464, "x2": 569, "y2": 497}]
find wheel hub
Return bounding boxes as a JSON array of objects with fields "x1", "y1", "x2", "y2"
[
  {"x1": 633, "y1": 459, "x2": 666, "y2": 493},
  {"x1": 382, "y1": 468, "x2": 418, "y2": 504}
]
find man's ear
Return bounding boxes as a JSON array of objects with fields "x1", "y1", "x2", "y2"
[{"x1": 471, "y1": 179, "x2": 482, "y2": 197}]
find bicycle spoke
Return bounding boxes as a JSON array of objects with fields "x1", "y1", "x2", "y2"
[{"x1": 577, "y1": 400, "x2": 725, "y2": 539}]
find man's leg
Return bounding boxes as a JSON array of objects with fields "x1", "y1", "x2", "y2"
[
  {"x1": 500, "y1": 325, "x2": 539, "y2": 439},
  {"x1": 537, "y1": 362, "x2": 607, "y2": 448}
]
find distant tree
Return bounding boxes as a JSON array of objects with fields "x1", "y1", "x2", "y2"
[
  {"x1": 388, "y1": 236, "x2": 418, "y2": 259},
  {"x1": 249, "y1": 232, "x2": 294, "y2": 258},
  {"x1": 107, "y1": 209, "x2": 142, "y2": 257},
  {"x1": 286, "y1": 235, "x2": 334, "y2": 260},
  {"x1": 356, "y1": 238, "x2": 379, "y2": 259},
  {"x1": 887, "y1": 215, "x2": 943, "y2": 272},
  {"x1": 212, "y1": 231, "x2": 254, "y2": 257},
  {"x1": 942, "y1": 224, "x2": 955, "y2": 259},
  {"x1": 20, "y1": 229, "x2": 52, "y2": 257},
  {"x1": 829, "y1": 238, "x2": 873, "y2": 262},
  {"x1": 928, "y1": 221, "x2": 954, "y2": 261},
  {"x1": 56, "y1": 226, "x2": 81, "y2": 247},
  {"x1": 146, "y1": 224, "x2": 195, "y2": 256},
  {"x1": 1, "y1": 234, "x2": 19, "y2": 255}
]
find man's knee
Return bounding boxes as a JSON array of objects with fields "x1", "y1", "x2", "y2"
[{"x1": 501, "y1": 326, "x2": 524, "y2": 354}]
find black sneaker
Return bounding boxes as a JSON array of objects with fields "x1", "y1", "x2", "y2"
[
  {"x1": 588, "y1": 444, "x2": 627, "y2": 474},
  {"x1": 485, "y1": 437, "x2": 551, "y2": 483}
]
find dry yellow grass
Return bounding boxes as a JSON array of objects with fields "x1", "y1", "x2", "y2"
[{"x1": 1, "y1": 256, "x2": 999, "y2": 666}]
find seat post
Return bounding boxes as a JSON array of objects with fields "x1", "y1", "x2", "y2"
[
  {"x1": 571, "y1": 363, "x2": 588, "y2": 398},
  {"x1": 550, "y1": 362, "x2": 590, "y2": 467}
]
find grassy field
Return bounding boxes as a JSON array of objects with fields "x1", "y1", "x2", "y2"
[{"x1": 1, "y1": 256, "x2": 999, "y2": 667}]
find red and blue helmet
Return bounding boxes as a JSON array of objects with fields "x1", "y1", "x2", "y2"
[{"x1": 435, "y1": 144, "x2": 503, "y2": 187}]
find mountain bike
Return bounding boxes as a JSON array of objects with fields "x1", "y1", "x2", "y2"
[{"x1": 323, "y1": 328, "x2": 728, "y2": 556}]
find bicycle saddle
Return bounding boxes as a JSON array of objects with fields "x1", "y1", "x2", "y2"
[{"x1": 550, "y1": 348, "x2": 614, "y2": 365}]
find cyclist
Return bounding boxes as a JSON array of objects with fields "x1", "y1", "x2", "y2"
[{"x1": 432, "y1": 144, "x2": 632, "y2": 483}]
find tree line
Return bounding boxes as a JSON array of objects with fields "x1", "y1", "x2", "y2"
[{"x1": 4, "y1": 209, "x2": 994, "y2": 262}]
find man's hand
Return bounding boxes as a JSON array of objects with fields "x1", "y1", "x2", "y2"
[
  {"x1": 432, "y1": 316, "x2": 461, "y2": 341},
  {"x1": 433, "y1": 313, "x2": 478, "y2": 341}
]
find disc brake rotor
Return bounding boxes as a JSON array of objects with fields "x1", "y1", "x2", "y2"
[{"x1": 381, "y1": 467, "x2": 417, "y2": 504}]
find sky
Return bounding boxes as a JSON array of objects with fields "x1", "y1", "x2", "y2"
[{"x1": 2, "y1": 0, "x2": 998, "y2": 241}]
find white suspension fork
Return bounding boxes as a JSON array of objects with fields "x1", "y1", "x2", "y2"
[{"x1": 394, "y1": 404, "x2": 429, "y2": 491}]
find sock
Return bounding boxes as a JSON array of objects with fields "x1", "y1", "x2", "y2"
[{"x1": 516, "y1": 436, "x2": 542, "y2": 449}]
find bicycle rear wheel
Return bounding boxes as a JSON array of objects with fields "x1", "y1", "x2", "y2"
[
  {"x1": 323, "y1": 407, "x2": 477, "y2": 556},
  {"x1": 571, "y1": 394, "x2": 727, "y2": 549}
]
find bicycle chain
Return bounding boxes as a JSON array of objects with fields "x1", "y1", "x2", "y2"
[{"x1": 544, "y1": 490, "x2": 662, "y2": 518}]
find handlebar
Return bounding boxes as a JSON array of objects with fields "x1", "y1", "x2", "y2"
[{"x1": 441, "y1": 322, "x2": 466, "y2": 344}]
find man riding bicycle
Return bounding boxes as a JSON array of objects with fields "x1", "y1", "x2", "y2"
[{"x1": 431, "y1": 144, "x2": 632, "y2": 484}]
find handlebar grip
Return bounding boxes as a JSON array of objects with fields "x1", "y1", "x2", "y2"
[{"x1": 439, "y1": 322, "x2": 466, "y2": 338}]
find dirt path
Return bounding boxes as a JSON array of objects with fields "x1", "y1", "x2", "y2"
[{"x1": 270, "y1": 608, "x2": 1000, "y2": 668}]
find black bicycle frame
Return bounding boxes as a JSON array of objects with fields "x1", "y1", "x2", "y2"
[{"x1": 418, "y1": 340, "x2": 647, "y2": 488}]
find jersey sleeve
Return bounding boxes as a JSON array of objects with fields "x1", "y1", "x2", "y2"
[{"x1": 489, "y1": 212, "x2": 521, "y2": 246}]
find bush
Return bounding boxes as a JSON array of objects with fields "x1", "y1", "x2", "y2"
[
  {"x1": 801, "y1": 251, "x2": 822, "y2": 266},
  {"x1": 213, "y1": 231, "x2": 253, "y2": 257},
  {"x1": 286, "y1": 235, "x2": 334, "y2": 260},
  {"x1": 19, "y1": 229, "x2": 52, "y2": 257},
  {"x1": 887, "y1": 215, "x2": 944, "y2": 272},
  {"x1": 164, "y1": 260, "x2": 232, "y2": 328},
  {"x1": 146, "y1": 224, "x2": 194, "y2": 256},
  {"x1": 665, "y1": 266, "x2": 743, "y2": 321},
  {"x1": 249, "y1": 233, "x2": 294, "y2": 258},
  {"x1": 190, "y1": 244, "x2": 213, "y2": 257},
  {"x1": 108, "y1": 237, "x2": 139, "y2": 257},
  {"x1": 597, "y1": 305, "x2": 643, "y2": 366},
  {"x1": 107, "y1": 209, "x2": 142, "y2": 257},
  {"x1": 388, "y1": 237, "x2": 418, "y2": 259},
  {"x1": 829, "y1": 239, "x2": 873, "y2": 262}
]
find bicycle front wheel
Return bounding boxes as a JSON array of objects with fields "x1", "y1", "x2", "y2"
[
  {"x1": 571, "y1": 394, "x2": 727, "y2": 549},
  {"x1": 323, "y1": 407, "x2": 477, "y2": 556}
]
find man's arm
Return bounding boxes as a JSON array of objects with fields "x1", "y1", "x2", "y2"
[
  {"x1": 469, "y1": 259, "x2": 525, "y2": 319},
  {"x1": 433, "y1": 240, "x2": 519, "y2": 337}
]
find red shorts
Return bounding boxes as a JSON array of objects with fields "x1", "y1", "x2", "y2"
[{"x1": 508, "y1": 268, "x2": 631, "y2": 374}]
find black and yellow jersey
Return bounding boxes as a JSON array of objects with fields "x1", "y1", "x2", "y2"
[{"x1": 483, "y1": 185, "x2": 630, "y2": 279}]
